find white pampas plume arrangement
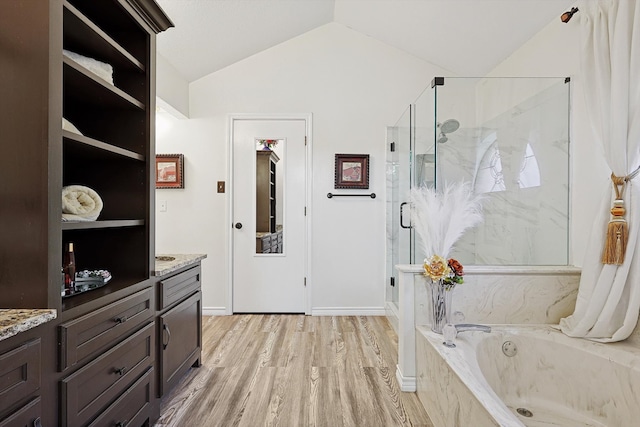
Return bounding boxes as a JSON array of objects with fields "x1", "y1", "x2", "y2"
[{"x1": 409, "y1": 181, "x2": 484, "y2": 259}]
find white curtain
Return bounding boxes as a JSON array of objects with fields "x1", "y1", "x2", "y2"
[{"x1": 560, "y1": 0, "x2": 640, "y2": 342}]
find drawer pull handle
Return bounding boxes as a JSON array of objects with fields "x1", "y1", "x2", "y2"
[
  {"x1": 163, "y1": 324, "x2": 171, "y2": 349},
  {"x1": 33, "y1": 418, "x2": 42, "y2": 427},
  {"x1": 115, "y1": 421, "x2": 128, "y2": 427},
  {"x1": 114, "y1": 316, "x2": 128, "y2": 324},
  {"x1": 114, "y1": 366, "x2": 128, "y2": 376}
]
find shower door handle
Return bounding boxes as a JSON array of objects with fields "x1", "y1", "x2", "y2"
[{"x1": 400, "y1": 202, "x2": 412, "y2": 229}]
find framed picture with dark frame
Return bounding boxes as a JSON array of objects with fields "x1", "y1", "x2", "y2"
[
  {"x1": 334, "y1": 154, "x2": 370, "y2": 189},
  {"x1": 156, "y1": 154, "x2": 184, "y2": 189}
]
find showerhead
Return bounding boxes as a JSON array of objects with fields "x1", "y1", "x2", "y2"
[
  {"x1": 439, "y1": 119, "x2": 460, "y2": 134},
  {"x1": 436, "y1": 119, "x2": 460, "y2": 143}
]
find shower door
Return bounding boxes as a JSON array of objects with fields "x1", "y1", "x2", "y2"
[{"x1": 386, "y1": 105, "x2": 415, "y2": 307}]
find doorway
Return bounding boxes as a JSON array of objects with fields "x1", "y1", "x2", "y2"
[{"x1": 229, "y1": 115, "x2": 311, "y2": 313}]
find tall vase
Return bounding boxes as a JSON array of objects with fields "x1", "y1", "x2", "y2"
[{"x1": 430, "y1": 280, "x2": 455, "y2": 334}]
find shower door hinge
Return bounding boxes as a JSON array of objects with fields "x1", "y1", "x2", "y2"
[
  {"x1": 304, "y1": 277, "x2": 307, "y2": 287},
  {"x1": 304, "y1": 206, "x2": 307, "y2": 216},
  {"x1": 390, "y1": 277, "x2": 395, "y2": 287},
  {"x1": 390, "y1": 142, "x2": 396, "y2": 152},
  {"x1": 305, "y1": 136, "x2": 307, "y2": 146}
]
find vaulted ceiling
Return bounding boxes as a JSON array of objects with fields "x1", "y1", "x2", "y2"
[{"x1": 155, "y1": 0, "x2": 575, "y2": 83}]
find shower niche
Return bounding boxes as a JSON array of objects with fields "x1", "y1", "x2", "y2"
[{"x1": 386, "y1": 76, "x2": 570, "y2": 305}]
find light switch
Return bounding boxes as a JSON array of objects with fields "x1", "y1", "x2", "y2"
[
  {"x1": 217, "y1": 181, "x2": 225, "y2": 193},
  {"x1": 159, "y1": 200, "x2": 167, "y2": 212}
]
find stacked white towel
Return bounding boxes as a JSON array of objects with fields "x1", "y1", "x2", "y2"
[
  {"x1": 62, "y1": 118, "x2": 83, "y2": 135},
  {"x1": 62, "y1": 185, "x2": 104, "y2": 221},
  {"x1": 63, "y1": 49, "x2": 114, "y2": 85}
]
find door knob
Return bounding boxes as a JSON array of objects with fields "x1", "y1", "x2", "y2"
[{"x1": 235, "y1": 222, "x2": 243, "y2": 229}]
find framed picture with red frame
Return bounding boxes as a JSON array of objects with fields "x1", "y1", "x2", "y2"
[{"x1": 156, "y1": 154, "x2": 184, "y2": 189}]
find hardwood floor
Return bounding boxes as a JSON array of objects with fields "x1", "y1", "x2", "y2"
[{"x1": 154, "y1": 315, "x2": 433, "y2": 427}]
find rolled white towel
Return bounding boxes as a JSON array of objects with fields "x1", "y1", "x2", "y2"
[{"x1": 62, "y1": 185, "x2": 104, "y2": 221}]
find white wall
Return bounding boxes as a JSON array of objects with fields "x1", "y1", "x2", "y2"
[
  {"x1": 157, "y1": 53, "x2": 190, "y2": 118},
  {"x1": 156, "y1": 23, "x2": 450, "y2": 313},
  {"x1": 485, "y1": 13, "x2": 608, "y2": 267}
]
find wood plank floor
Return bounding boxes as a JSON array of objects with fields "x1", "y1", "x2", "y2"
[{"x1": 154, "y1": 315, "x2": 433, "y2": 427}]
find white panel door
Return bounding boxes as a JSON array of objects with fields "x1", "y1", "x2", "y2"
[{"x1": 232, "y1": 118, "x2": 307, "y2": 313}]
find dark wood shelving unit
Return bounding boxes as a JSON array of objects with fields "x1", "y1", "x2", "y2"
[{"x1": 0, "y1": 0, "x2": 173, "y2": 425}]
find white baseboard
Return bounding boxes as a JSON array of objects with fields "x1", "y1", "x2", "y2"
[
  {"x1": 396, "y1": 365, "x2": 417, "y2": 392},
  {"x1": 310, "y1": 307, "x2": 386, "y2": 316},
  {"x1": 202, "y1": 307, "x2": 386, "y2": 316},
  {"x1": 202, "y1": 307, "x2": 227, "y2": 316}
]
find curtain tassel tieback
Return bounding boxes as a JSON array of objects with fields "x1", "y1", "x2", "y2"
[{"x1": 602, "y1": 172, "x2": 635, "y2": 265}]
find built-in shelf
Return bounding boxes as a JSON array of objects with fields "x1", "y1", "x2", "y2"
[
  {"x1": 61, "y1": 219, "x2": 144, "y2": 231},
  {"x1": 63, "y1": 57, "x2": 145, "y2": 110},
  {"x1": 61, "y1": 275, "x2": 147, "y2": 312},
  {"x1": 63, "y1": 1, "x2": 145, "y2": 73},
  {"x1": 63, "y1": 131, "x2": 144, "y2": 161}
]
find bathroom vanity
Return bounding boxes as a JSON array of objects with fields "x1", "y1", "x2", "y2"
[
  {"x1": 0, "y1": 310, "x2": 57, "y2": 427},
  {"x1": 154, "y1": 254, "x2": 206, "y2": 397}
]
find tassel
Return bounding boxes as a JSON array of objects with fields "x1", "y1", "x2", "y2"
[
  {"x1": 602, "y1": 219, "x2": 628, "y2": 264},
  {"x1": 602, "y1": 199, "x2": 628, "y2": 265}
]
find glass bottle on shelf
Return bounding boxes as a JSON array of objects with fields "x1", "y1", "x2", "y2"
[{"x1": 63, "y1": 242, "x2": 76, "y2": 296}]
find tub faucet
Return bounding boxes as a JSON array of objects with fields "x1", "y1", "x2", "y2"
[{"x1": 454, "y1": 323, "x2": 491, "y2": 333}]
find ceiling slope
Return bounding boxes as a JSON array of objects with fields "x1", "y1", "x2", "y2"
[{"x1": 156, "y1": 0, "x2": 575, "y2": 83}]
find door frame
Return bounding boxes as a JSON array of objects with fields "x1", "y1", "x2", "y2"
[{"x1": 226, "y1": 113, "x2": 313, "y2": 315}]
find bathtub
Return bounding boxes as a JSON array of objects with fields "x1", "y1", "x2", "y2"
[{"x1": 416, "y1": 325, "x2": 640, "y2": 427}]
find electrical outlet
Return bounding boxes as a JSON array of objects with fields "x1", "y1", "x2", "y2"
[
  {"x1": 217, "y1": 181, "x2": 225, "y2": 193},
  {"x1": 159, "y1": 200, "x2": 167, "y2": 212}
]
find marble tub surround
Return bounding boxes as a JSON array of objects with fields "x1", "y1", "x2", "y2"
[
  {"x1": 394, "y1": 264, "x2": 580, "y2": 392},
  {"x1": 414, "y1": 265, "x2": 581, "y2": 325},
  {"x1": 417, "y1": 325, "x2": 640, "y2": 427},
  {"x1": 154, "y1": 254, "x2": 207, "y2": 277},
  {"x1": 416, "y1": 325, "x2": 505, "y2": 427},
  {"x1": 0, "y1": 309, "x2": 57, "y2": 341}
]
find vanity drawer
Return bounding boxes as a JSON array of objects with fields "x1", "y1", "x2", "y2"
[
  {"x1": 158, "y1": 265, "x2": 201, "y2": 310},
  {"x1": 59, "y1": 287, "x2": 153, "y2": 371},
  {"x1": 0, "y1": 397, "x2": 41, "y2": 427},
  {"x1": 87, "y1": 367, "x2": 152, "y2": 427},
  {"x1": 256, "y1": 235, "x2": 271, "y2": 253},
  {"x1": 61, "y1": 322, "x2": 154, "y2": 427},
  {"x1": 0, "y1": 338, "x2": 40, "y2": 410}
]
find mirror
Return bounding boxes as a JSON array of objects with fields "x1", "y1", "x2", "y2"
[{"x1": 255, "y1": 138, "x2": 284, "y2": 254}]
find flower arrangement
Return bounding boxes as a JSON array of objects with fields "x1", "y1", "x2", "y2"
[
  {"x1": 410, "y1": 181, "x2": 484, "y2": 277},
  {"x1": 411, "y1": 181, "x2": 482, "y2": 333},
  {"x1": 258, "y1": 139, "x2": 279, "y2": 149},
  {"x1": 424, "y1": 255, "x2": 464, "y2": 286}
]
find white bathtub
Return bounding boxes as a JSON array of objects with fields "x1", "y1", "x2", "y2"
[{"x1": 416, "y1": 325, "x2": 640, "y2": 427}]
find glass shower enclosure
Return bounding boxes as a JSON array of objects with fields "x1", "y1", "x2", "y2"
[{"x1": 386, "y1": 77, "x2": 571, "y2": 308}]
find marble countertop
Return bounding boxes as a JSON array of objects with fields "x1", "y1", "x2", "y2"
[
  {"x1": 154, "y1": 254, "x2": 207, "y2": 277},
  {"x1": 0, "y1": 309, "x2": 57, "y2": 342}
]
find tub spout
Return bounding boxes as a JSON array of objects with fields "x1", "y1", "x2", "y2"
[{"x1": 455, "y1": 323, "x2": 491, "y2": 333}]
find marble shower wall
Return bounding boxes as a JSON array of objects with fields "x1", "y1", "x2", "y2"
[
  {"x1": 435, "y1": 79, "x2": 570, "y2": 266},
  {"x1": 413, "y1": 266, "x2": 581, "y2": 326}
]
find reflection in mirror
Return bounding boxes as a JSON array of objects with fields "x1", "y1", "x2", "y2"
[{"x1": 255, "y1": 139, "x2": 284, "y2": 254}]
